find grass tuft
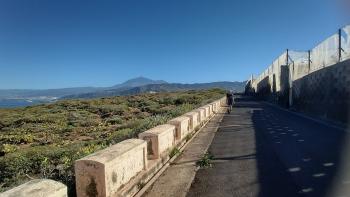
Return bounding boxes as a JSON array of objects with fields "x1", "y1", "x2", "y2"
[{"x1": 196, "y1": 152, "x2": 214, "y2": 168}]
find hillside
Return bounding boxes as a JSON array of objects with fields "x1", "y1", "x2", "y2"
[
  {"x1": 0, "y1": 77, "x2": 169, "y2": 108},
  {"x1": 0, "y1": 77, "x2": 166, "y2": 99},
  {"x1": 0, "y1": 87, "x2": 102, "y2": 99},
  {"x1": 62, "y1": 81, "x2": 245, "y2": 99},
  {"x1": 0, "y1": 77, "x2": 244, "y2": 108},
  {"x1": 0, "y1": 89, "x2": 225, "y2": 194}
]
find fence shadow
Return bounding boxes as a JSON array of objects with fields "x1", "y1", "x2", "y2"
[
  {"x1": 250, "y1": 97, "x2": 350, "y2": 197},
  {"x1": 187, "y1": 96, "x2": 350, "y2": 197}
]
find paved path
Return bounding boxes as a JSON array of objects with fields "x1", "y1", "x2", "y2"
[
  {"x1": 142, "y1": 109, "x2": 225, "y2": 197},
  {"x1": 142, "y1": 96, "x2": 350, "y2": 197},
  {"x1": 187, "y1": 96, "x2": 350, "y2": 197}
]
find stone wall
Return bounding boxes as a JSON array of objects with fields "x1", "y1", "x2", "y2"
[
  {"x1": 291, "y1": 59, "x2": 350, "y2": 124},
  {"x1": 75, "y1": 139, "x2": 147, "y2": 197},
  {"x1": 256, "y1": 76, "x2": 271, "y2": 99},
  {"x1": 0, "y1": 179, "x2": 67, "y2": 197},
  {"x1": 168, "y1": 116, "x2": 190, "y2": 143},
  {"x1": 193, "y1": 108, "x2": 206, "y2": 123},
  {"x1": 184, "y1": 112, "x2": 199, "y2": 131},
  {"x1": 139, "y1": 124, "x2": 176, "y2": 160},
  {"x1": 246, "y1": 57, "x2": 350, "y2": 124}
]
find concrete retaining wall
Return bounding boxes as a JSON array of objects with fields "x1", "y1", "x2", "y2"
[
  {"x1": 75, "y1": 139, "x2": 147, "y2": 197},
  {"x1": 291, "y1": 59, "x2": 350, "y2": 124},
  {"x1": 168, "y1": 116, "x2": 190, "y2": 142},
  {"x1": 210, "y1": 103, "x2": 216, "y2": 113},
  {"x1": 199, "y1": 107, "x2": 208, "y2": 119},
  {"x1": 219, "y1": 97, "x2": 226, "y2": 106},
  {"x1": 206, "y1": 104, "x2": 213, "y2": 115},
  {"x1": 205, "y1": 105, "x2": 211, "y2": 117},
  {"x1": 217, "y1": 101, "x2": 221, "y2": 109},
  {"x1": 185, "y1": 112, "x2": 199, "y2": 131},
  {"x1": 138, "y1": 124, "x2": 175, "y2": 160},
  {"x1": 246, "y1": 56, "x2": 350, "y2": 124},
  {"x1": 211, "y1": 101, "x2": 219, "y2": 113},
  {"x1": 200, "y1": 106, "x2": 211, "y2": 119},
  {"x1": 194, "y1": 108, "x2": 206, "y2": 123},
  {"x1": 0, "y1": 179, "x2": 67, "y2": 197}
]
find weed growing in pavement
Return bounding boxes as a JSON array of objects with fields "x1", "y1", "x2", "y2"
[{"x1": 196, "y1": 152, "x2": 214, "y2": 168}]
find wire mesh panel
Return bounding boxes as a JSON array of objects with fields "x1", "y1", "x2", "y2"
[
  {"x1": 251, "y1": 25, "x2": 350, "y2": 95},
  {"x1": 268, "y1": 65, "x2": 272, "y2": 75},
  {"x1": 277, "y1": 52, "x2": 288, "y2": 66},
  {"x1": 294, "y1": 62, "x2": 309, "y2": 80},
  {"x1": 310, "y1": 33, "x2": 339, "y2": 71},
  {"x1": 289, "y1": 51, "x2": 308, "y2": 63},
  {"x1": 275, "y1": 52, "x2": 287, "y2": 91},
  {"x1": 342, "y1": 25, "x2": 350, "y2": 60},
  {"x1": 288, "y1": 51, "x2": 309, "y2": 80},
  {"x1": 272, "y1": 59, "x2": 278, "y2": 75}
]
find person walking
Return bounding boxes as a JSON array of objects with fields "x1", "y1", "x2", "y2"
[{"x1": 226, "y1": 90, "x2": 234, "y2": 114}]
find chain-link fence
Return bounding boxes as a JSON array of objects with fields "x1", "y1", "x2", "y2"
[{"x1": 252, "y1": 25, "x2": 350, "y2": 88}]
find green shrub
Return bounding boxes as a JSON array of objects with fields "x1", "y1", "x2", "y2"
[
  {"x1": 0, "y1": 121, "x2": 5, "y2": 130},
  {"x1": 78, "y1": 118, "x2": 100, "y2": 127},
  {"x1": 0, "y1": 134, "x2": 34, "y2": 145},
  {"x1": 0, "y1": 144, "x2": 18, "y2": 155},
  {"x1": 185, "y1": 133, "x2": 194, "y2": 142},
  {"x1": 169, "y1": 147, "x2": 180, "y2": 158},
  {"x1": 0, "y1": 89, "x2": 225, "y2": 192},
  {"x1": 196, "y1": 152, "x2": 214, "y2": 168},
  {"x1": 106, "y1": 128, "x2": 133, "y2": 145},
  {"x1": 106, "y1": 116, "x2": 123, "y2": 125},
  {"x1": 169, "y1": 103, "x2": 194, "y2": 117}
]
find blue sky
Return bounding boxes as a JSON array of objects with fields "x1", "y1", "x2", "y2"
[{"x1": 0, "y1": 0, "x2": 349, "y2": 89}]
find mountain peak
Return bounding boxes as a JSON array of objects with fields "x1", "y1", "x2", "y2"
[{"x1": 112, "y1": 77, "x2": 167, "y2": 88}]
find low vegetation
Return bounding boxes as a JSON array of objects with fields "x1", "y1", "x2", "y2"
[
  {"x1": 169, "y1": 147, "x2": 181, "y2": 158},
  {"x1": 0, "y1": 89, "x2": 224, "y2": 194},
  {"x1": 196, "y1": 152, "x2": 214, "y2": 168}
]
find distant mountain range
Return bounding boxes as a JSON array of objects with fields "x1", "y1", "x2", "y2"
[
  {"x1": 0, "y1": 77, "x2": 165, "y2": 99},
  {"x1": 0, "y1": 77, "x2": 245, "y2": 108},
  {"x1": 62, "y1": 81, "x2": 246, "y2": 99},
  {"x1": 111, "y1": 77, "x2": 167, "y2": 89}
]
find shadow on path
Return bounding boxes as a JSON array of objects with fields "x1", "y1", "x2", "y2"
[{"x1": 187, "y1": 96, "x2": 350, "y2": 197}]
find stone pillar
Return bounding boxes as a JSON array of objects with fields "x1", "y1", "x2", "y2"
[
  {"x1": 168, "y1": 116, "x2": 190, "y2": 142},
  {"x1": 139, "y1": 124, "x2": 175, "y2": 160},
  {"x1": 193, "y1": 108, "x2": 205, "y2": 123},
  {"x1": 214, "y1": 101, "x2": 221, "y2": 111},
  {"x1": 0, "y1": 179, "x2": 67, "y2": 197},
  {"x1": 184, "y1": 112, "x2": 199, "y2": 132},
  {"x1": 75, "y1": 139, "x2": 147, "y2": 197},
  {"x1": 212, "y1": 102, "x2": 217, "y2": 112},
  {"x1": 206, "y1": 104, "x2": 213, "y2": 115},
  {"x1": 203, "y1": 106, "x2": 211, "y2": 118}
]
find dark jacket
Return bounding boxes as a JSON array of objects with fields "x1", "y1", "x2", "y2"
[{"x1": 226, "y1": 93, "x2": 234, "y2": 105}]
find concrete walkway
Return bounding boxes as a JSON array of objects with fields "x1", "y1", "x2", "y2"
[
  {"x1": 142, "y1": 109, "x2": 225, "y2": 197},
  {"x1": 144, "y1": 96, "x2": 350, "y2": 197}
]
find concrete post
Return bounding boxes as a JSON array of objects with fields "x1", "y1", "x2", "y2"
[
  {"x1": 0, "y1": 179, "x2": 67, "y2": 197},
  {"x1": 75, "y1": 139, "x2": 148, "y2": 197},
  {"x1": 168, "y1": 116, "x2": 190, "y2": 142}
]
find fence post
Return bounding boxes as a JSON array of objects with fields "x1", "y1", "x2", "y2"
[
  {"x1": 338, "y1": 28, "x2": 342, "y2": 62},
  {"x1": 308, "y1": 50, "x2": 311, "y2": 73}
]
